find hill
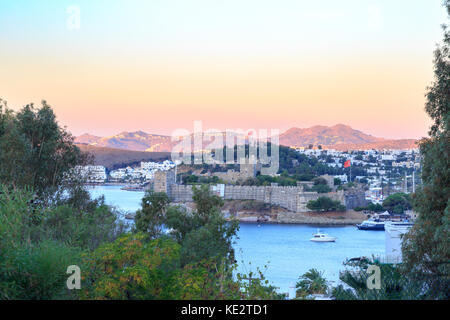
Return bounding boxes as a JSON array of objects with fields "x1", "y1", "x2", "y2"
[
  {"x1": 75, "y1": 131, "x2": 173, "y2": 152},
  {"x1": 76, "y1": 124, "x2": 418, "y2": 152},
  {"x1": 76, "y1": 144, "x2": 171, "y2": 170},
  {"x1": 328, "y1": 139, "x2": 418, "y2": 151},
  {"x1": 278, "y1": 124, "x2": 383, "y2": 147},
  {"x1": 278, "y1": 124, "x2": 417, "y2": 150}
]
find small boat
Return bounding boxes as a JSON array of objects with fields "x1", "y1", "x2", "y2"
[
  {"x1": 356, "y1": 218, "x2": 385, "y2": 231},
  {"x1": 310, "y1": 229, "x2": 337, "y2": 242}
]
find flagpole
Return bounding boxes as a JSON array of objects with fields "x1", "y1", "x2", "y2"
[{"x1": 350, "y1": 162, "x2": 352, "y2": 182}]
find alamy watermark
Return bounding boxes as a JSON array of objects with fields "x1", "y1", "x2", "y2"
[
  {"x1": 170, "y1": 121, "x2": 280, "y2": 175},
  {"x1": 66, "y1": 265, "x2": 81, "y2": 290},
  {"x1": 66, "y1": 5, "x2": 81, "y2": 30},
  {"x1": 366, "y1": 265, "x2": 381, "y2": 290}
]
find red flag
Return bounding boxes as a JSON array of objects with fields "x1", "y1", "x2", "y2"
[{"x1": 344, "y1": 160, "x2": 351, "y2": 168}]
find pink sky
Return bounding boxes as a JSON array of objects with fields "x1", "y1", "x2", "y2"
[{"x1": 1, "y1": 1, "x2": 445, "y2": 140}]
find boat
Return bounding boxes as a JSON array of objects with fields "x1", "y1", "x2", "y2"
[
  {"x1": 310, "y1": 229, "x2": 337, "y2": 242},
  {"x1": 120, "y1": 185, "x2": 144, "y2": 191},
  {"x1": 356, "y1": 218, "x2": 385, "y2": 231}
]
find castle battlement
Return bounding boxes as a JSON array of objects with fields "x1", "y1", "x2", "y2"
[{"x1": 152, "y1": 169, "x2": 361, "y2": 213}]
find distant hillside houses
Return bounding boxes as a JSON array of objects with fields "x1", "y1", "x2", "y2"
[
  {"x1": 75, "y1": 160, "x2": 176, "y2": 183},
  {"x1": 109, "y1": 160, "x2": 176, "y2": 182},
  {"x1": 74, "y1": 165, "x2": 107, "y2": 183}
]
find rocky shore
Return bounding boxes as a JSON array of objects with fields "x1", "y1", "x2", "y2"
[
  {"x1": 232, "y1": 210, "x2": 366, "y2": 225},
  {"x1": 167, "y1": 201, "x2": 366, "y2": 225}
]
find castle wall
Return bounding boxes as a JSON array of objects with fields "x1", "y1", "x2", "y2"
[
  {"x1": 344, "y1": 192, "x2": 367, "y2": 209},
  {"x1": 159, "y1": 168, "x2": 361, "y2": 213},
  {"x1": 168, "y1": 183, "x2": 349, "y2": 213}
]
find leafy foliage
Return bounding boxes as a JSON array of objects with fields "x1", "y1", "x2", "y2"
[
  {"x1": 332, "y1": 259, "x2": 421, "y2": 300},
  {"x1": 306, "y1": 197, "x2": 346, "y2": 212},
  {"x1": 401, "y1": 1, "x2": 450, "y2": 300},
  {"x1": 79, "y1": 233, "x2": 181, "y2": 299},
  {"x1": 0, "y1": 99, "x2": 88, "y2": 202},
  {"x1": 165, "y1": 185, "x2": 239, "y2": 266},
  {"x1": 295, "y1": 269, "x2": 328, "y2": 299},
  {"x1": 382, "y1": 193, "x2": 411, "y2": 214},
  {"x1": 133, "y1": 191, "x2": 170, "y2": 238}
]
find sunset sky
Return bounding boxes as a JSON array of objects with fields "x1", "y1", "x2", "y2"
[{"x1": 0, "y1": 0, "x2": 447, "y2": 139}]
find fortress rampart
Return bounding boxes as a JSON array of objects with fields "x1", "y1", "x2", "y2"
[
  {"x1": 155, "y1": 169, "x2": 362, "y2": 213},
  {"x1": 168, "y1": 183, "x2": 346, "y2": 213}
]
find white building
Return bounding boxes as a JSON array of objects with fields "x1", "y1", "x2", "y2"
[
  {"x1": 381, "y1": 155, "x2": 395, "y2": 161},
  {"x1": 74, "y1": 165, "x2": 107, "y2": 183},
  {"x1": 334, "y1": 174, "x2": 348, "y2": 183},
  {"x1": 384, "y1": 221, "x2": 414, "y2": 263}
]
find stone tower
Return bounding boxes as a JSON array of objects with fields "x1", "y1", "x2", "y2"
[{"x1": 153, "y1": 168, "x2": 176, "y2": 195}]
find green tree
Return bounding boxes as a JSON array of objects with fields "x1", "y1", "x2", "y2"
[
  {"x1": 295, "y1": 269, "x2": 328, "y2": 299},
  {"x1": 0, "y1": 99, "x2": 88, "y2": 201},
  {"x1": 79, "y1": 233, "x2": 181, "y2": 300},
  {"x1": 402, "y1": 1, "x2": 450, "y2": 299},
  {"x1": 382, "y1": 193, "x2": 411, "y2": 214},
  {"x1": 306, "y1": 197, "x2": 346, "y2": 212},
  {"x1": 332, "y1": 259, "x2": 420, "y2": 300},
  {"x1": 164, "y1": 185, "x2": 239, "y2": 266},
  {"x1": 133, "y1": 191, "x2": 170, "y2": 238},
  {"x1": 0, "y1": 186, "x2": 83, "y2": 299},
  {"x1": 366, "y1": 202, "x2": 385, "y2": 213}
]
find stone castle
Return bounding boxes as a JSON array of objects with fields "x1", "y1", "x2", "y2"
[{"x1": 153, "y1": 168, "x2": 366, "y2": 213}]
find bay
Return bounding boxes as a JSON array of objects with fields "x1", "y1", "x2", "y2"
[{"x1": 88, "y1": 185, "x2": 385, "y2": 294}]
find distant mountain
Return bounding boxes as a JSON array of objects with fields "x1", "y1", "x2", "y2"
[
  {"x1": 76, "y1": 133, "x2": 101, "y2": 145},
  {"x1": 74, "y1": 131, "x2": 251, "y2": 152},
  {"x1": 279, "y1": 124, "x2": 418, "y2": 150},
  {"x1": 75, "y1": 124, "x2": 418, "y2": 152},
  {"x1": 75, "y1": 131, "x2": 173, "y2": 152},
  {"x1": 279, "y1": 124, "x2": 384, "y2": 147}
]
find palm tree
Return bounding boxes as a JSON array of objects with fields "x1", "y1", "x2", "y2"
[{"x1": 295, "y1": 269, "x2": 328, "y2": 299}]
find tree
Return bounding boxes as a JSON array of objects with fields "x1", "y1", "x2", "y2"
[
  {"x1": 0, "y1": 99, "x2": 88, "y2": 201},
  {"x1": 366, "y1": 202, "x2": 384, "y2": 213},
  {"x1": 295, "y1": 269, "x2": 328, "y2": 299},
  {"x1": 332, "y1": 258, "x2": 421, "y2": 300},
  {"x1": 382, "y1": 193, "x2": 411, "y2": 214},
  {"x1": 79, "y1": 233, "x2": 181, "y2": 300},
  {"x1": 0, "y1": 186, "x2": 83, "y2": 299},
  {"x1": 307, "y1": 197, "x2": 346, "y2": 212},
  {"x1": 310, "y1": 184, "x2": 332, "y2": 193},
  {"x1": 164, "y1": 185, "x2": 239, "y2": 266},
  {"x1": 401, "y1": 0, "x2": 450, "y2": 300},
  {"x1": 79, "y1": 233, "x2": 283, "y2": 300},
  {"x1": 134, "y1": 191, "x2": 170, "y2": 238}
]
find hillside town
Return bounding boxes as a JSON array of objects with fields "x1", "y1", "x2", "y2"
[
  {"x1": 74, "y1": 160, "x2": 177, "y2": 184},
  {"x1": 74, "y1": 146, "x2": 421, "y2": 212}
]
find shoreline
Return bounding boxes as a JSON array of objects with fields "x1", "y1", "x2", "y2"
[{"x1": 229, "y1": 210, "x2": 366, "y2": 226}]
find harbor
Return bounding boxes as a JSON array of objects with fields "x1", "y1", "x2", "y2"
[{"x1": 88, "y1": 185, "x2": 387, "y2": 294}]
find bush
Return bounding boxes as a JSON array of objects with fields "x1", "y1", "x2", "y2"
[{"x1": 306, "y1": 197, "x2": 346, "y2": 212}]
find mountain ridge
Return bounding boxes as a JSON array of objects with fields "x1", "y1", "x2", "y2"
[{"x1": 75, "y1": 124, "x2": 418, "y2": 151}]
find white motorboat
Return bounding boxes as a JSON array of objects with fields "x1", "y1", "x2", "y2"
[{"x1": 310, "y1": 229, "x2": 337, "y2": 242}]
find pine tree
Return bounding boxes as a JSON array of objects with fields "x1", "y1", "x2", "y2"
[{"x1": 401, "y1": 0, "x2": 450, "y2": 299}]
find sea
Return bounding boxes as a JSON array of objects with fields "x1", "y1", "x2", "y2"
[{"x1": 88, "y1": 185, "x2": 385, "y2": 295}]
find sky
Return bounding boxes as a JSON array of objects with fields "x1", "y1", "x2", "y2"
[{"x1": 0, "y1": 0, "x2": 447, "y2": 139}]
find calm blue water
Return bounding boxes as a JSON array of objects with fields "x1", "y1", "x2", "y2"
[{"x1": 88, "y1": 185, "x2": 385, "y2": 294}]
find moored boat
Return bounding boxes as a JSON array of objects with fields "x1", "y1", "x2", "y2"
[
  {"x1": 356, "y1": 218, "x2": 385, "y2": 231},
  {"x1": 310, "y1": 229, "x2": 337, "y2": 242}
]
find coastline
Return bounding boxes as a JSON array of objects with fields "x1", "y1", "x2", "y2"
[
  {"x1": 230, "y1": 210, "x2": 366, "y2": 225},
  {"x1": 90, "y1": 185, "x2": 366, "y2": 226}
]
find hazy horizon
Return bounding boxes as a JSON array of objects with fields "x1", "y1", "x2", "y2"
[
  {"x1": 74, "y1": 122, "x2": 418, "y2": 141},
  {"x1": 1, "y1": 1, "x2": 447, "y2": 140}
]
